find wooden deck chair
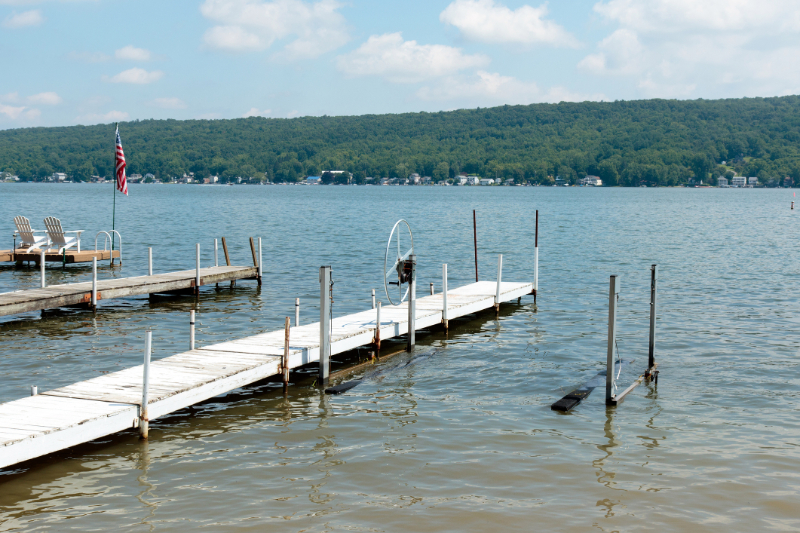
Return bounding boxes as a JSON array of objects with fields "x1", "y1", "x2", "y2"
[
  {"x1": 43, "y1": 217, "x2": 83, "y2": 253},
  {"x1": 13, "y1": 216, "x2": 50, "y2": 250}
]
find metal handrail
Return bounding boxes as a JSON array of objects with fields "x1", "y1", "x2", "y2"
[{"x1": 95, "y1": 231, "x2": 111, "y2": 252}]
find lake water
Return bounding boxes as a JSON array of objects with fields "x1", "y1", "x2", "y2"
[{"x1": 0, "y1": 183, "x2": 798, "y2": 531}]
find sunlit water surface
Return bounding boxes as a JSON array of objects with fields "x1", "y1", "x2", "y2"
[{"x1": 0, "y1": 183, "x2": 798, "y2": 532}]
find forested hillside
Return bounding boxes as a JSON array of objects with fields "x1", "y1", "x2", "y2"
[{"x1": 2, "y1": 96, "x2": 800, "y2": 186}]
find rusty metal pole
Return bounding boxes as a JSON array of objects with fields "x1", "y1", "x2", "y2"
[
  {"x1": 374, "y1": 301, "x2": 381, "y2": 352},
  {"x1": 473, "y1": 210, "x2": 479, "y2": 282}
]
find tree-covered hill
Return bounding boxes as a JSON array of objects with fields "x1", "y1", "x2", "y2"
[{"x1": 2, "y1": 95, "x2": 800, "y2": 186}]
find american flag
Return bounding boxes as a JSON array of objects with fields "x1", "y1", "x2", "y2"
[{"x1": 115, "y1": 126, "x2": 128, "y2": 196}]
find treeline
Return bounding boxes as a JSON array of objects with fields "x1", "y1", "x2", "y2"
[{"x1": 2, "y1": 95, "x2": 800, "y2": 186}]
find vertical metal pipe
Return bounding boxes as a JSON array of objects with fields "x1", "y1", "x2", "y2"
[
  {"x1": 605, "y1": 275, "x2": 620, "y2": 405},
  {"x1": 148, "y1": 247, "x2": 153, "y2": 276},
  {"x1": 214, "y1": 239, "x2": 218, "y2": 267},
  {"x1": 295, "y1": 298, "x2": 300, "y2": 326},
  {"x1": 319, "y1": 266, "x2": 331, "y2": 387},
  {"x1": 30, "y1": 385, "x2": 37, "y2": 396},
  {"x1": 190, "y1": 310, "x2": 195, "y2": 350},
  {"x1": 283, "y1": 316, "x2": 290, "y2": 393},
  {"x1": 140, "y1": 331, "x2": 152, "y2": 439},
  {"x1": 372, "y1": 288, "x2": 376, "y2": 310},
  {"x1": 473, "y1": 210, "x2": 479, "y2": 282},
  {"x1": 648, "y1": 264, "x2": 658, "y2": 370},
  {"x1": 375, "y1": 301, "x2": 381, "y2": 351},
  {"x1": 495, "y1": 254, "x2": 503, "y2": 309},
  {"x1": 442, "y1": 263, "x2": 448, "y2": 329},
  {"x1": 91, "y1": 257, "x2": 97, "y2": 309},
  {"x1": 40, "y1": 250, "x2": 45, "y2": 288},
  {"x1": 407, "y1": 255, "x2": 416, "y2": 352},
  {"x1": 430, "y1": 282, "x2": 434, "y2": 295},
  {"x1": 195, "y1": 243, "x2": 200, "y2": 295},
  {"x1": 258, "y1": 237, "x2": 263, "y2": 286},
  {"x1": 534, "y1": 210, "x2": 539, "y2": 294}
]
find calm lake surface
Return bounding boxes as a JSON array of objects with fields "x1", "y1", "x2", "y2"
[{"x1": 0, "y1": 183, "x2": 798, "y2": 532}]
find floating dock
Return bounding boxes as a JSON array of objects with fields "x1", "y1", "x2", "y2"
[
  {"x1": 0, "y1": 249, "x2": 120, "y2": 264},
  {"x1": 0, "y1": 266, "x2": 259, "y2": 318},
  {"x1": 0, "y1": 280, "x2": 533, "y2": 469}
]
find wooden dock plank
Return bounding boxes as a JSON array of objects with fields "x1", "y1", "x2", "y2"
[{"x1": 0, "y1": 280, "x2": 532, "y2": 470}]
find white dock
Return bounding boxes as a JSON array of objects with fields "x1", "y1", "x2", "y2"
[{"x1": 0, "y1": 280, "x2": 533, "y2": 469}]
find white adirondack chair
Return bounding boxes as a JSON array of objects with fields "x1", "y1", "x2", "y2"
[
  {"x1": 13, "y1": 216, "x2": 50, "y2": 250},
  {"x1": 43, "y1": 217, "x2": 83, "y2": 253}
]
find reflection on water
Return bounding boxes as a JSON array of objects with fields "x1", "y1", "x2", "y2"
[{"x1": 1, "y1": 184, "x2": 799, "y2": 531}]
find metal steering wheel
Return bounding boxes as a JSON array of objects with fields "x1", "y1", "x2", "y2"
[{"x1": 383, "y1": 219, "x2": 414, "y2": 305}]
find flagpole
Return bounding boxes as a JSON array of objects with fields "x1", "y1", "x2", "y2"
[{"x1": 112, "y1": 123, "x2": 117, "y2": 254}]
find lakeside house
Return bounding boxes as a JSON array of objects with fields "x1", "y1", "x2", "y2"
[
  {"x1": 718, "y1": 177, "x2": 729, "y2": 187},
  {"x1": 580, "y1": 175, "x2": 603, "y2": 186},
  {"x1": 479, "y1": 178, "x2": 495, "y2": 186},
  {"x1": 306, "y1": 176, "x2": 321, "y2": 184},
  {"x1": 748, "y1": 177, "x2": 758, "y2": 187},
  {"x1": 731, "y1": 176, "x2": 746, "y2": 187},
  {"x1": 455, "y1": 176, "x2": 467, "y2": 185},
  {"x1": 466, "y1": 176, "x2": 480, "y2": 185}
]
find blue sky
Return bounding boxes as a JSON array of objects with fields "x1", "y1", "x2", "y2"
[{"x1": 1, "y1": 0, "x2": 799, "y2": 129}]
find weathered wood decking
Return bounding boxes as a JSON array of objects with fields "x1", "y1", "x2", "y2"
[
  {"x1": 0, "y1": 280, "x2": 533, "y2": 469},
  {"x1": 0, "y1": 266, "x2": 259, "y2": 317},
  {"x1": 0, "y1": 249, "x2": 120, "y2": 264}
]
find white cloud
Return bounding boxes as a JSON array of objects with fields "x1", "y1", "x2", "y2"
[
  {"x1": 77, "y1": 110, "x2": 129, "y2": 124},
  {"x1": 2, "y1": 9, "x2": 42, "y2": 27},
  {"x1": 440, "y1": 0, "x2": 577, "y2": 47},
  {"x1": 337, "y1": 33, "x2": 489, "y2": 83},
  {"x1": 150, "y1": 97, "x2": 187, "y2": 109},
  {"x1": 27, "y1": 91, "x2": 62, "y2": 105},
  {"x1": 242, "y1": 107, "x2": 271, "y2": 117},
  {"x1": 200, "y1": 0, "x2": 349, "y2": 59},
  {"x1": 582, "y1": 0, "x2": 800, "y2": 98},
  {"x1": 0, "y1": 104, "x2": 27, "y2": 120},
  {"x1": 417, "y1": 70, "x2": 604, "y2": 105},
  {"x1": 107, "y1": 68, "x2": 164, "y2": 84},
  {"x1": 115, "y1": 45, "x2": 151, "y2": 61}
]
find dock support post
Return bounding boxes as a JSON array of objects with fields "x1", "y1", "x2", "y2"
[
  {"x1": 372, "y1": 289, "x2": 376, "y2": 309},
  {"x1": 319, "y1": 266, "x2": 331, "y2": 387},
  {"x1": 283, "y1": 316, "x2": 290, "y2": 394},
  {"x1": 407, "y1": 255, "x2": 416, "y2": 352},
  {"x1": 473, "y1": 210, "x2": 479, "y2": 282},
  {"x1": 214, "y1": 239, "x2": 218, "y2": 267},
  {"x1": 495, "y1": 254, "x2": 503, "y2": 312},
  {"x1": 430, "y1": 282, "x2": 434, "y2": 295},
  {"x1": 40, "y1": 250, "x2": 45, "y2": 288},
  {"x1": 647, "y1": 264, "x2": 658, "y2": 374},
  {"x1": 605, "y1": 275, "x2": 620, "y2": 405},
  {"x1": 190, "y1": 310, "x2": 195, "y2": 350},
  {"x1": 442, "y1": 264, "x2": 449, "y2": 330},
  {"x1": 257, "y1": 237, "x2": 263, "y2": 286},
  {"x1": 374, "y1": 301, "x2": 381, "y2": 351},
  {"x1": 30, "y1": 385, "x2": 37, "y2": 396},
  {"x1": 221, "y1": 237, "x2": 231, "y2": 266},
  {"x1": 140, "y1": 331, "x2": 152, "y2": 440},
  {"x1": 195, "y1": 243, "x2": 200, "y2": 296},
  {"x1": 148, "y1": 247, "x2": 153, "y2": 276},
  {"x1": 534, "y1": 210, "x2": 539, "y2": 304},
  {"x1": 91, "y1": 257, "x2": 97, "y2": 311},
  {"x1": 295, "y1": 298, "x2": 300, "y2": 326}
]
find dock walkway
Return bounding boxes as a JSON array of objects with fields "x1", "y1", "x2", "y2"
[
  {"x1": 0, "y1": 280, "x2": 533, "y2": 469},
  {"x1": 0, "y1": 266, "x2": 259, "y2": 317}
]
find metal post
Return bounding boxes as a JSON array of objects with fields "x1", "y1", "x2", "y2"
[
  {"x1": 40, "y1": 250, "x2": 45, "y2": 288},
  {"x1": 283, "y1": 316, "x2": 290, "y2": 393},
  {"x1": 319, "y1": 266, "x2": 331, "y2": 387},
  {"x1": 214, "y1": 239, "x2": 218, "y2": 267},
  {"x1": 372, "y1": 288, "x2": 376, "y2": 309},
  {"x1": 148, "y1": 247, "x2": 153, "y2": 276},
  {"x1": 375, "y1": 301, "x2": 381, "y2": 351},
  {"x1": 534, "y1": 210, "x2": 539, "y2": 301},
  {"x1": 295, "y1": 298, "x2": 300, "y2": 326},
  {"x1": 91, "y1": 257, "x2": 97, "y2": 310},
  {"x1": 195, "y1": 243, "x2": 200, "y2": 295},
  {"x1": 140, "y1": 331, "x2": 152, "y2": 440},
  {"x1": 495, "y1": 254, "x2": 503, "y2": 311},
  {"x1": 648, "y1": 264, "x2": 658, "y2": 371},
  {"x1": 30, "y1": 385, "x2": 37, "y2": 396},
  {"x1": 442, "y1": 263, "x2": 448, "y2": 330},
  {"x1": 473, "y1": 210, "x2": 479, "y2": 282},
  {"x1": 190, "y1": 310, "x2": 195, "y2": 350},
  {"x1": 430, "y1": 282, "x2": 434, "y2": 295},
  {"x1": 258, "y1": 237, "x2": 263, "y2": 286},
  {"x1": 407, "y1": 255, "x2": 416, "y2": 352},
  {"x1": 605, "y1": 275, "x2": 620, "y2": 405}
]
